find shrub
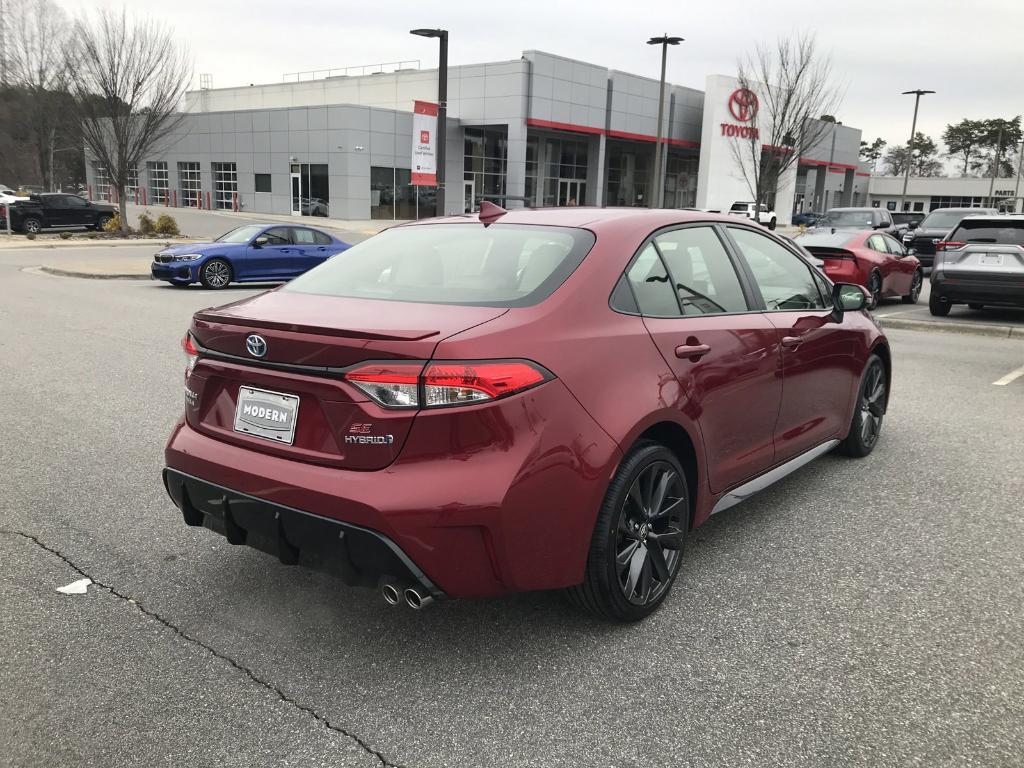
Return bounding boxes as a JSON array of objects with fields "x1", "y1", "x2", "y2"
[
  {"x1": 103, "y1": 214, "x2": 122, "y2": 234},
  {"x1": 154, "y1": 213, "x2": 180, "y2": 236},
  {"x1": 86, "y1": 232, "x2": 98, "y2": 239},
  {"x1": 25, "y1": 232, "x2": 36, "y2": 240},
  {"x1": 59, "y1": 231, "x2": 73, "y2": 240},
  {"x1": 138, "y1": 211, "x2": 155, "y2": 235}
]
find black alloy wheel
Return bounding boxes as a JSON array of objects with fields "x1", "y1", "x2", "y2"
[
  {"x1": 839, "y1": 355, "x2": 886, "y2": 457},
  {"x1": 96, "y1": 214, "x2": 112, "y2": 231},
  {"x1": 867, "y1": 271, "x2": 882, "y2": 309},
  {"x1": 901, "y1": 269, "x2": 923, "y2": 304},
  {"x1": 568, "y1": 442, "x2": 689, "y2": 622},
  {"x1": 23, "y1": 217, "x2": 42, "y2": 234}
]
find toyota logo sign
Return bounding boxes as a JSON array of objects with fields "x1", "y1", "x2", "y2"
[
  {"x1": 246, "y1": 334, "x2": 268, "y2": 358},
  {"x1": 728, "y1": 88, "x2": 759, "y2": 122}
]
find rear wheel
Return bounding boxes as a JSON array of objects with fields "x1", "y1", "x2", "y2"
[
  {"x1": 567, "y1": 441, "x2": 688, "y2": 622},
  {"x1": 867, "y1": 271, "x2": 882, "y2": 309},
  {"x1": 968, "y1": 303, "x2": 984, "y2": 311},
  {"x1": 901, "y1": 269, "x2": 923, "y2": 304},
  {"x1": 199, "y1": 258, "x2": 232, "y2": 289},
  {"x1": 22, "y1": 217, "x2": 42, "y2": 234},
  {"x1": 768, "y1": 217, "x2": 777, "y2": 231},
  {"x1": 838, "y1": 354, "x2": 886, "y2": 458},
  {"x1": 929, "y1": 291, "x2": 951, "y2": 316}
]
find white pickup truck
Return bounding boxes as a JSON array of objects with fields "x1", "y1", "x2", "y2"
[{"x1": 727, "y1": 201, "x2": 777, "y2": 230}]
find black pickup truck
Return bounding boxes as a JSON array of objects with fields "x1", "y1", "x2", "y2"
[{"x1": 0, "y1": 193, "x2": 117, "y2": 234}]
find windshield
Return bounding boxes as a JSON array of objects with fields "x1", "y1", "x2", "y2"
[
  {"x1": 949, "y1": 220, "x2": 1024, "y2": 246},
  {"x1": 920, "y1": 210, "x2": 977, "y2": 230},
  {"x1": 283, "y1": 223, "x2": 595, "y2": 307},
  {"x1": 216, "y1": 225, "x2": 265, "y2": 243},
  {"x1": 820, "y1": 211, "x2": 874, "y2": 228}
]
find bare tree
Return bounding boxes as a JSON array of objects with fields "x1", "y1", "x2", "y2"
[
  {"x1": 65, "y1": 8, "x2": 189, "y2": 230},
  {"x1": 728, "y1": 33, "x2": 842, "y2": 223},
  {"x1": 7, "y1": 0, "x2": 72, "y2": 190}
]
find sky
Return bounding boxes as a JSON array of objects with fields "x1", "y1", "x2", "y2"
[{"x1": 63, "y1": 0, "x2": 1024, "y2": 155}]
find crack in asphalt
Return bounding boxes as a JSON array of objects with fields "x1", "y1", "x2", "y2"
[{"x1": 1, "y1": 529, "x2": 405, "y2": 768}]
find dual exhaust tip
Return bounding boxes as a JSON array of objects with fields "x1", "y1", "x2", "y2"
[{"x1": 380, "y1": 579, "x2": 434, "y2": 610}]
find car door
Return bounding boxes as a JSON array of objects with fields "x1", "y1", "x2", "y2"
[
  {"x1": 288, "y1": 227, "x2": 322, "y2": 274},
  {"x1": 881, "y1": 233, "x2": 915, "y2": 295},
  {"x1": 63, "y1": 195, "x2": 94, "y2": 227},
  {"x1": 246, "y1": 226, "x2": 294, "y2": 279},
  {"x1": 625, "y1": 224, "x2": 782, "y2": 493},
  {"x1": 725, "y1": 225, "x2": 857, "y2": 463},
  {"x1": 865, "y1": 233, "x2": 894, "y2": 292},
  {"x1": 41, "y1": 195, "x2": 70, "y2": 226}
]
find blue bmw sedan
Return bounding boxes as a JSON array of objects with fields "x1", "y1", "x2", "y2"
[{"x1": 151, "y1": 223, "x2": 351, "y2": 289}]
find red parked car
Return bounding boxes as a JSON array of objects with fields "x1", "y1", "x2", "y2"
[
  {"x1": 796, "y1": 230, "x2": 923, "y2": 307},
  {"x1": 163, "y1": 205, "x2": 890, "y2": 622}
]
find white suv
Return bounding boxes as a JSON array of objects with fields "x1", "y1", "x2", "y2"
[{"x1": 728, "y1": 201, "x2": 777, "y2": 230}]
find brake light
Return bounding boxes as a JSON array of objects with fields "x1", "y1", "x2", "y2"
[
  {"x1": 182, "y1": 332, "x2": 198, "y2": 380},
  {"x1": 936, "y1": 241, "x2": 965, "y2": 252},
  {"x1": 344, "y1": 360, "x2": 552, "y2": 409}
]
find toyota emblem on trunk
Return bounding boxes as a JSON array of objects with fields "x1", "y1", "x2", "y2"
[{"x1": 246, "y1": 334, "x2": 267, "y2": 358}]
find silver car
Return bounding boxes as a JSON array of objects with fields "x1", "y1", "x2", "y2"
[{"x1": 930, "y1": 215, "x2": 1024, "y2": 315}]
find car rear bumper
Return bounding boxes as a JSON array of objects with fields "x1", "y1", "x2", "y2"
[
  {"x1": 932, "y1": 274, "x2": 1024, "y2": 305},
  {"x1": 151, "y1": 262, "x2": 195, "y2": 283},
  {"x1": 163, "y1": 379, "x2": 622, "y2": 598}
]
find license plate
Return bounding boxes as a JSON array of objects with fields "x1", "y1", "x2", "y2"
[
  {"x1": 979, "y1": 254, "x2": 1003, "y2": 266},
  {"x1": 233, "y1": 386, "x2": 300, "y2": 444}
]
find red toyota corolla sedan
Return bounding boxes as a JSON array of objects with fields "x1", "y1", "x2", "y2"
[
  {"x1": 797, "y1": 229, "x2": 923, "y2": 307},
  {"x1": 163, "y1": 205, "x2": 890, "y2": 622}
]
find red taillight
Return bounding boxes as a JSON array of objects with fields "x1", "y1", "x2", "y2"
[
  {"x1": 182, "y1": 332, "x2": 198, "y2": 380},
  {"x1": 344, "y1": 360, "x2": 551, "y2": 409},
  {"x1": 936, "y1": 241, "x2": 965, "y2": 252}
]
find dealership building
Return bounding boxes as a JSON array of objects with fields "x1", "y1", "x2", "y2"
[
  {"x1": 85, "y1": 50, "x2": 866, "y2": 225},
  {"x1": 866, "y1": 175, "x2": 1024, "y2": 213}
]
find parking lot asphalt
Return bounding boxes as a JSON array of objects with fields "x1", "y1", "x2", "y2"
[
  {"x1": 2, "y1": 252, "x2": 1023, "y2": 768},
  {"x1": 873, "y1": 277, "x2": 1024, "y2": 338}
]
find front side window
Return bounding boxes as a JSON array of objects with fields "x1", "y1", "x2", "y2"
[
  {"x1": 65, "y1": 195, "x2": 88, "y2": 208},
  {"x1": 653, "y1": 227, "x2": 748, "y2": 315},
  {"x1": 728, "y1": 227, "x2": 827, "y2": 311},
  {"x1": 867, "y1": 234, "x2": 888, "y2": 253},
  {"x1": 45, "y1": 196, "x2": 68, "y2": 208},
  {"x1": 284, "y1": 224, "x2": 594, "y2": 307},
  {"x1": 263, "y1": 227, "x2": 291, "y2": 245}
]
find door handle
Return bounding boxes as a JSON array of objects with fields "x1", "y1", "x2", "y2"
[
  {"x1": 675, "y1": 343, "x2": 711, "y2": 360},
  {"x1": 781, "y1": 336, "x2": 803, "y2": 349}
]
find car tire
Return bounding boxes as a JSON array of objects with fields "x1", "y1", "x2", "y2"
[
  {"x1": 838, "y1": 354, "x2": 886, "y2": 458},
  {"x1": 22, "y1": 217, "x2": 42, "y2": 235},
  {"x1": 867, "y1": 271, "x2": 882, "y2": 309},
  {"x1": 968, "y1": 303, "x2": 984, "y2": 311},
  {"x1": 768, "y1": 217, "x2": 777, "y2": 231},
  {"x1": 901, "y1": 269, "x2": 923, "y2": 304},
  {"x1": 567, "y1": 441, "x2": 688, "y2": 622},
  {"x1": 199, "y1": 258, "x2": 233, "y2": 289},
  {"x1": 929, "y1": 291, "x2": 951, "y2": 316},
  {"x1": 96, "y1": 215, "x2": 112, "y2": 231}
]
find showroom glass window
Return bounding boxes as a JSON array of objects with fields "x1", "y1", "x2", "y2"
[
  {"x1": 93, "y1": 163, "x2": 110, "y2": 201},
  {"x1": 728, "y1": 227, "x2": 828, "y2": 311},
  {"x1": 178, "y1": 162, "x2": 201, "y2": 207},
  {"x1": 212, "y1": 162, "x2": 237, "y2": 210},
  {"x1": 254, "y1": 174, "x2": 272, "y2": 194},
  {"x1": 147, "y1": 162, "x2": 169, "y2": 204},
  {"x1": 371, "y1": 167, "x2": 436, "y2": 221},
  {"x1": 464, "y1": 126, "x2": 508, "y2": 210}
]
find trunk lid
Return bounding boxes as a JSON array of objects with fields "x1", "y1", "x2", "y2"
[{"x1": 187, "y1": 290, "x2": 507, "y2": 470}]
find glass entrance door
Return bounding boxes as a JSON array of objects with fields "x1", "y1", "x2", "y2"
[
  {"x1": 463, "y1": 179, "x2": 476, "y2": 213},
  {"x1": 290, "y1": 167, "x2": 302, "y2": 216},
  {"x1": 557, "y1": 179, "x2": 585, "y2": 206}
]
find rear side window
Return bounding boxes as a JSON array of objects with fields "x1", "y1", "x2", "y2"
[
  {"x1": 313, "y1": 230, "x2": 332, "y2": 245},
  {"x1": 291, "y1": 228, "x2": 316, "y2": 245},
  {"x1": 728, "y1": 226, "x2": 827, "y2": 311},
  {"x1": 949, "y1": 220, "x2": 1024, "y2": 246},
  {"x1": 283, "y1": 223, "x2": 594, "y2": 307},
  {"x1": 654, "y1": 227, "x2": 748, "y2": 314},
  {"x1": 624, "y1": 243, "x2": 679, "y2": 316}
]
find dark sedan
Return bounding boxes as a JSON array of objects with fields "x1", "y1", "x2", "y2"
[{"x1": 902, "y1": 207, "x2": 999, "y2": 267}]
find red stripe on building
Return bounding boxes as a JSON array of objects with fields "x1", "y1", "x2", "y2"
[
  {"x1": 606, "y1": 129, "x2": 699, "y2": 148},
  {"x1": 799, "y1": 158, "x2": 858, "y2": 171},
  {"x1": 526, "y1": 118, "x2": 604, "y2": 135},
  {"x1": 526, "y1": 118, "x2": 700, "y2": 148}
]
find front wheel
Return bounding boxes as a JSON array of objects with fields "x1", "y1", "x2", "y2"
[
  {"x1": 567, "y1": 442, "x2": 688, "y2": 622},
  {"x1": 199, "y1": 258, "x2": 232, "y2": 289},
  {"x1": 95, "y1": 215, "x2": 112, "y2": 231},
  {"x1": 838, "y1": 354, "x2": 886, "y2": 458},
  {"x1": 901, "y1": 269, "x2": 923, "y2": 304}
]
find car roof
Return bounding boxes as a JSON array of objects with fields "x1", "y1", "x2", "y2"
[
  {"x1": 954, "y1": 214, "x2": 1024, "y2": 223},
  {"x1": 796, "y1": 231, "x2": 863, "y2": 247},
  {"x1": 402, "y1": 206, "x2": 752, "y2": 233},
  {"x1": 925, "y1": 207, "x2": 998, "y2": 214}
]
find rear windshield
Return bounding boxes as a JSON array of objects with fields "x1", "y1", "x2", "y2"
[
  {"x1": 283, "y1": 223, "x2": 595, "y2": 307},
  {"x1": 730, "y1": 203, "x2": 751, "y2": 211},
  {"x1": 921, "y1": 210, "x2": 982, "y2": 230},
  {"x1": 949, "y1": 219, "x2": 1024, "y2": 246},
  {"x1": 820, "y1": 211, "x2": 874, "y2": 228}
]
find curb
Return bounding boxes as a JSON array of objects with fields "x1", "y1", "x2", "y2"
[
  {"x1": 38, "y1": 265, "x2": 150, "y2": 280},
  {"x1": 0, "y1": 239, "x2": 193, "y2": 250},
  {"x1": 878, "y1": 316, "x2": 1024, "y2": 340}
]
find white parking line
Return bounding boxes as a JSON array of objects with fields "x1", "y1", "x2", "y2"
[{"x1": 993, "y1": 365, "x2": 1024, "y2": 386}]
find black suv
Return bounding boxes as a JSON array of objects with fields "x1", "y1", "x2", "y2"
[
  {"x1": 902, "y1": 207, "x2": 999, "y2": 267},
  {"x1": 0, "y1": 193, "x2": 117, "y2": 234}
]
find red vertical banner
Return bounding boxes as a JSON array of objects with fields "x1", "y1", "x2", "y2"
[{"x1": 411, "y1": 100, "x2": 439, "y2": 187}]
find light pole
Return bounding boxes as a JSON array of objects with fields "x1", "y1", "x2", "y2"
[
  {"x1": 899, "y1": 89, "x2": 934, "y2": 212},
  {"x1": 987, "y1": 123, "x2": 1005, "y2": 207},
  {"x1": 647, "y1": 34, "x2": 683, "y2": 209},
  {"x1": 411, "y1": 28, "x2": 448, "y2": 216},
  {"x1": 1013, "y1": 139, "x2": 1024, "y2": 213}
]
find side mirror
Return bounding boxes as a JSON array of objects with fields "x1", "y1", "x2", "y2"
[
  {"x1": 908, "y1": 221, "x2": 918, "y2": 230},
  {"x1": 833, "y1": 282, "x2": 869, "y2": 315},
  {"x1": 875, "y1": 222, "x2": 889, "y2": 229},
  {"x1": 253, "y1": 236, "x2": 268, "y2": 247}
]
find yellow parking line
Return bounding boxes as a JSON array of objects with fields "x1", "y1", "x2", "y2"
[{"x1": 993, "y1": 365, "x2": 1024, "y2": 386}]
